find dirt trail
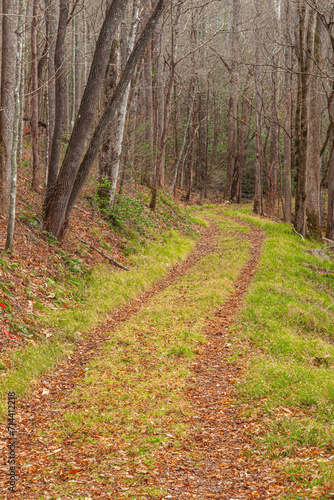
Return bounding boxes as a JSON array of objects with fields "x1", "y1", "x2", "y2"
[
  {"x1": 0, "y1": 225, "x2": 219, "y2": 498},
  {"x1": 154, "y1": 222, "x2": 286, "y2": 499},
  {"x1": 0, "y1": 218, "x2": 286, "y2": 499}
]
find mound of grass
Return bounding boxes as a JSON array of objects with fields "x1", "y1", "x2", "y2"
[{"x1": 225, "y1": 209, "x2": 334, "y2": 498}]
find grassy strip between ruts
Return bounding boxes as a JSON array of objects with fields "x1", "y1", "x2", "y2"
[
  {"x1": 218, "y1": 206, "x2": 334, "y2": 499},
  {"x1": 35, "y1": 216, "x2": 250, "y2": 499},
  {"x1": 0, "y1": 230, "x2": 196, "y2": 419}
]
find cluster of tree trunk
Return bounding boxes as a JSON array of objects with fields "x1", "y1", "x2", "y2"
[{"x1": 0, "y1": 0, "x2": 334, "y2": 247}]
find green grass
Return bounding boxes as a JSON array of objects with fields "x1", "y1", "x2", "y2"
[
  {"x1": 29, "y1": 214, "x2": 251, "y2": 497},
  {"x1": 223, "y1": 208, "x2": 334, "y2": 498},
  {"x1": 0, "y1": 230, "x2": 196, "y2": 419}
]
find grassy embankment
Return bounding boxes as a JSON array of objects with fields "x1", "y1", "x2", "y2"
[
  {"x1": 0, "y1": 195, "x2": 202, "y2": 418},
  {"x1": 32, "y1": 213, "x2": 250, "y2": 499},
  {"x1": 218, "y1": 206, "x2": 334, "y2": 499}
]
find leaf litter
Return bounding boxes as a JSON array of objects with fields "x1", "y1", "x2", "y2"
[{"x1": 0, "y1": 217, "x2": 289, "y2": 499}]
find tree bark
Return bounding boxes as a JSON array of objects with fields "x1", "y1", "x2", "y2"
[
  {"x1": 142, "y1": 14, "x2": 154, "y2": 184},
  {"x1": 109, "y1": 0, "x2": 141, "y2": 207},
  {"x1": 283, "y1": 0, "x2": 292, "y2": 223},
  {"x1": 44, "y1": 0, "x2": 58, "y2": 174},
  {"x1": 44, "y1": 0, "x2": 70, "y2": 212},
  {"x1": 97, "y1": 38, "x2": 119, "y2": 207},
  {"x1": 253, "y1": 0, "x2": 262, "y2": 214},
  {"x1": 5, "y1": 0, "x2": 26, "y2": 251},
  {"x1": 294, "y1": 3, "x2": 316, "y2": 237},
  {"x1": 58, "y1": 0, "x2": 168, "y2": 237},
  {"x1": 0, "y1": 0, "x2": 18, "y2": 218},
  {"x1": 327, "y1": 130, "x2": 334, "y2": 239},
  {"x1": 306, "y1": 19, "x2": 322, "y2": 239},
  {"x1": 236, "y1": 87, "x2": 249, "y2": 203},
  {"x1": 31, "y1": 0, "x2": 40, "y2": 192},
  {"x1": 224, "y1": 0, "x2": 240, "y2": 201},
  {"x1": 267, "y1": 61, "x2": 280, "y2": 213},
  {"x1": 43, "y1": 0, "x2": 131, "y2": 235}
]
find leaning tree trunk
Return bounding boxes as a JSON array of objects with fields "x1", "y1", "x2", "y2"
[
  {"x1": 224, "y1": 0, "x2": 240, "y2": 201},
  {"x1": 0, "y1": 0, "x2": 18, "y2": 218},
  {"x1": 43, "y1": 0, "x2": 131, "y2": 235},
  {"x1": 44, "y1": 0, "x2": 168, "y2": 239}
]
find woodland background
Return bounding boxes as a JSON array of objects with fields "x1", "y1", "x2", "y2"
[{"x1": 0, "y1": 0, "x2": 333, "y2": 248}]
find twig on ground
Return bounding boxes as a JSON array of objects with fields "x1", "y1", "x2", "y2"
[
  {"x1": 76, "y1": 235, "x2": 129, "y2": 271},
  {"x1": 293, "y1": 227, "x2": 305, "y2": 241}
]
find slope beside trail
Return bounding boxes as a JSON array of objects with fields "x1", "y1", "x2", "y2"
[{"x1": 0, "y1": 216, "x2": 286, "y2": 499}]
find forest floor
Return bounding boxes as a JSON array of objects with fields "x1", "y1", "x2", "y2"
[{"x1": 1, "y1": 201, "x2": 334, "y2": 499}]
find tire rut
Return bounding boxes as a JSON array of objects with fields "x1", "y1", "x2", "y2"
[
  {"x1": 153, "y1": 220, "x2": 287, "y2": 499},
  {"x1": 0, "y1": 225, "x2": 219, "y2": 498}
]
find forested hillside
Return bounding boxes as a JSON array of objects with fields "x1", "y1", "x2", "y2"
[{"x1": 0, "y1": 0, "x2": 334, "y2": 499}]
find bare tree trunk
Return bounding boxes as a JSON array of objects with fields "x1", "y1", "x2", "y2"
[
  {"x1": 267, "y1": 62, "x2": 280, "y2": 214},
  {"x1": 207, "y1": 90, "x2": 218, "y2": 197},
  {"x1": 70, "y1": 15, "x2": 76, "y2": 130},
  {"x1": 294, "y1": 3, "x2": 316, "y2": 237},
  {"x1": 5, "y1": 0, "x2": 26, "y2": 251},
  {"x1": 236, "y1": 88, "x2": 249, "y2": 203},
  {"x1": 0, "y1": 0, "x2": 18, "y2": 218},
  {"x1": 283, "y1": 0, "x2": 292, "y2": 223},
  {"x1": 306, "y1": 19, "x2": 322, "y2": 239},
  {"x1": 224, "y1": 0, "x2": 240, "y2": 201},
  {"x1": 142, "y1": 31, "x2": 154, "y2": 183},
  {"x1": 185, "y1": 104, "x2": 196, "y2": 202},
  {"x1": 153, "y1": 15, "x2": 165, "y2": 188},
  {"x1": 109, "y1": 0, "x2": 141, "y2": 208},
  {"x1": 44, "y1": 0, "x2": 70, "y2": 212},
  {"x1": 170, "y1": 88, "x2": 195, "y2": 196},
  {"x1": 44, "y1": 0, "x2": 58, "y2": 177},
  {"x1": 98, "y1": 38, "x2": 119, "y2": 207},
  {"x1": 31, "y1": 0, "x2": 40, "y2": 192},
  {"x1": 17, "y1": 3, "x2": 27, "y2": 165},
  {"x1": 253, "y1": 0, "x2": 262, "y2": 214},
  {"x1": 327, "y1": 131, "x2": 334, "y2": 239},
  {"x1": 150, "y1": 2, "x2": 180, "y2": 211}
]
